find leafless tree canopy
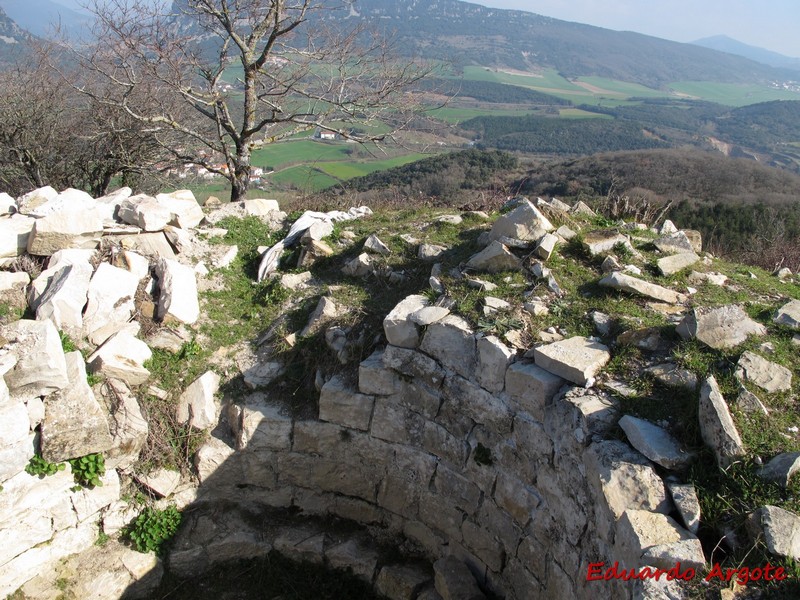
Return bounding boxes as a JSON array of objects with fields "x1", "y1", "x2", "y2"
[
  {"x1": 0, "y1": 44, "x2": 169, "y2": 197},
  {"x1": 78, "y1": 0, "x2": 431, "y2": 201}
]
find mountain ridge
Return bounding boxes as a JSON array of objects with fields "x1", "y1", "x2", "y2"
[{"x1": 692, "y1": 34, "x2": 800, "y2": 72}]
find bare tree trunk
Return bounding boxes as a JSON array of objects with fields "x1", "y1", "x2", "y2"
[{"x1": 231, "y1": 158, "x2": 250, "y2": 202}]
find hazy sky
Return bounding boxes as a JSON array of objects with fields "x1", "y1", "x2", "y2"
[{"x1": 478, "y1": 0, "x2": 800, "y2": 58}]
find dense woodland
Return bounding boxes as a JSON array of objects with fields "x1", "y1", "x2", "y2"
[
  {"x1": 461, "y1": 115, "x2": 666, "y2": 154},
  {"x1": 417, "y1": 78, "x2": 571, "y2": 105}
]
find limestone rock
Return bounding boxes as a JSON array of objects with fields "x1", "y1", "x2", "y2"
[
  {"x1": 735, "y1": 351, "x2": 792, "y2": 393},
  {"x1": 384, "y1": 295, "x2": 428, "y2": 348},
  {"x1": 599, "y1": 271, "x2": 686, "y2": 304},
  {"x1": 319, "y1": 375, "x2": 375, "y2": 431},
  {"x1": 534, "y1": 232, "x2": 558, "y2": 260},
  {"x1": 533, "y1": 336, "x2": 610, "y2": 386},
  {"x1": 434, "y1": 556, "x2": 485, "y2": 600},
  {"x1": 483, "y1": 296, "x2": 511, "y2": 315},
  {"x1": 666, "y1": 480, "x2": 701, "y2": 534},
  {"x1": 419, "y1": 244, "x2": 447, "y2": 261},
  {"x1": 382, "y1": 345, "x2": 445, "y2": 388},
  {"x1": 465, "y1": 241, "x2": 521, "y2": 273},
  {"x1": 2, "y1": 319, "x2": 69, "y2": 396},
  {"x1": 677, "y1": 305, "x2": 767, "y2": 349},
  {"x1": 326, "y1": 538, "x2": 379, "y2": 582},
  {"x1": 699, "y1": 376, "x2": 745, "y2": 468},
  {"x1": 243, "y1": 198, "x2": 280, "y2": 216},
  {"x1": 505, "y1": 361, "x2": 564, "y2": 418},
  {"x1": 358, "y1": 350, "x2": 398, "y2": 395},
  {"x1": 375, "y1": 564, "x2": 432, "y2": 600},
  {"x1": 136, "y1": 468, "x2": 181, "y2": 498},
  {"x1": 556, "y1": 224, "x2": 577, "y2": 240},
  {"x1": 0, "y1": 271, "x2": 29, "y2": 292},
  {"x1": 571, "y1": 200, "x2": 596, "y2": 216},
  {"x1": 230, "y1": 393, "x2": 292, "y2": 451},
  {"x1": 0, "y1": 214, "x2": 36, "y2": 260},
  {"x1": 364, "y1": 233, "x2": 391, "y2": 255},
  {"x1": 155, "y1": 258, "x2": 199, "y2": 325},
  {"x1": 280, "y1": 271, "x2": 312, "y2": 290},
  {"x1": 619, "y1": 415, "x2": 694, "y2": 470},
  {"x1": 83, "y1": 262, "x2": 141, "y2": 345},
  {"x1": 774, "y1": 299, "x2": 800, "y2": 330},
  {"x1": 87, "y1": 331, "x2": 152, "y2": 386},
  {"x1": 40, "y1": 351, "x2": 113, "y2": 463},
  {"x1": 617, "y1": 327, "x2": 664, "y2": 352},
  {"x1": 615, "y1": 509, "x2": 705, "y2": 571},
  {"x1": 118, "y1": 195, "x2": 171, "y2": 231},
  {"x1": 660, "y1": 220, "x2": 678, "y2": 235},
  {"x1": 420, "y1": 315, "x2": 476, "y2": 379},
  {"x1": 583, "y1": 230, "x2": 630, "y2": 256},
  {"x1": 758, "y1": 452, "x2": 800, "y2": 488},
  {"x1": 35, "y1": 262, "x2": 93, "y2": 338},
  {"x1": 155, "y1": 191, "x2": 204, "y2": 229},
  {"x1": 476, "y1": 335, "x2": 515, "y2": 393},
  {"x1": 645, "y1": 363, "x2": 698, "y2": 392},
  {"x1": 736, "y1": 386, "x2": 769, "y2": 416},
  {"x1": 164, "y1": 225, "x2": 194, "y2": 254},
  {"x1": 688, "y1": 271, "x2": 727, "y2": 287},
  {"x1": 342, "y1": 252, "x2": 374, "y2": 277},
  {"x1": 746, "y1": 506, "x2": 800, "y2": 561},
  {"x1": 488, "y1": 199, "x2": 553, "y2": 243},
  {"x1": 683, "y1": 230, "x2": 703, "y2": 253},
  {"x1": 119, "y1": 232, "x2": 176, "y2": 260},
  {"x1": 194, "y1": 436, "x2": 235, "y2": 485},
  {"x1": 100, "y1": 379, "x2": 149, "y2": 471},
  {"x1": 17, "y1": 186, "x2": 58, "y2": 213},
  {"x1": 27, "y1": 209, "x2": 103, "y2": 256},
  {"x1": 176, "y1": 371, "x2": 221, "y2": 431},
  {"x1": 657, "y1": 252, "x2": 700, "y2": 276},
  {"x1": 0, "y1": 192, "x2": 16, "y2": 215},
  {"x1": 654, "y1": 231, "x2": 694, "y2": 255}
]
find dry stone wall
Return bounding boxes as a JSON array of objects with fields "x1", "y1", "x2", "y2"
[{"x1": 191, "y1": 307, "x2": 692, "y2": 599}]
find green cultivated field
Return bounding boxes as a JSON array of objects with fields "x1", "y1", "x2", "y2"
[
  {"x1": 431, "y1": 106, "x2": 538, "y2": 123},
  {"x1": 668, "y1": 81, "x2": 800, "y2": 106},
  {"x1": 251, "y1": 140, "x2": 358, "y2": 169},
  {"x1": 575, "y1": 76, "x2": 672, "y2": 99}
]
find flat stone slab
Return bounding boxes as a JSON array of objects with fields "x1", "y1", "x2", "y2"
[
  {"x1": 40, "y1": 352, "x2": 114, "y2": 462},
  {"x1": 774, "y1": 299, "x2": 800, "y2": 330},
  {"x1": 746, "y1": 506, "x2": 800, "y2": 561},
  {"x1": 657, "y1": 252, "x2": 700, "y2": 276},
  {"x1": 619, "y1": 415, "x2": 695, "y2": 470},
  {"x1": 465, "y1": 241, "x2": 521, "y2": 273},
  {"x1": 599, "y1": 271, "x2": 686, "y2": 304},
  {"x1": 735, "y1": 351, "x2": 792, "y2": 393},
  {"x1": 699, "y1": 376, "x2": 745, "y2": 469},
  {"x1": 758, "y1": 452, "x2": 800, "y2": 488},
  {"x1": 533, "y1": 336, "x2": 610, "y2": 386},
  {"x1": 677, "y1": 305, "x2": 767, "y2": 349},
  {"x1": 654, "y1": 231, "x2": 694, "y2": 255},
  {"x1": 645, "y1": 363, "x2": 698, "y2": 392},
  {"x1": 583, "y1": 230, "x2": 629, "y2": 256},
  {"x1": 666, "y1": 480, "x2": 701, "y2": 534}
]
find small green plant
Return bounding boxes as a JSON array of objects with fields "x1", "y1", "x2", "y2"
[
  {"x1": 25, "y1": 454, "x2": 65, "y2": 478},
  {"x1": 68, "y1": 453, "x2": 105, "y2": 490},
  {"x1": 612, "y1": 240, "x2": 633, "y2": 260},
  {"x1": 127, "y1": 505, "x2": 182, "y2": 554},
  {"x1": 473, "y1": 443, "x2": 493, "y2": 466},
  {"x1": 86, "y1": 372, "x2": 103, "y2": 387},
  {"x1": 96, "y1": 529, "x2": 110, "y2": 547},
  {"x1": 178, "y1": 339, "x2": 202, "y2": 359},
  {"x1": 59, "y1": 331, "x2": 77, "y2": 353}
]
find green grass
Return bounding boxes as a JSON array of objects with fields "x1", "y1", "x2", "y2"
[
  {"x1": 269, "y1": 165, "x2": 342, "y2": 193},
  {"x1": 575, "y1": 76, "x2": 672, "y2": 99},
  {"x1": 668, "y1": 81, "x2": 800, "y2": 107},
  {"x1": 250, "y1": 140, "x2": 357, "y2": 169}
]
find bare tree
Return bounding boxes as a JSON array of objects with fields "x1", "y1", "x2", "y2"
[
  {"x1": 0, "y1": 43, "x2": 169, "y2": 196},
  {"x1": 78, "y1": 0, "x2": 431, "y2": 202}
]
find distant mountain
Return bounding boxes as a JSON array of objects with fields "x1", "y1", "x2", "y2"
[
  {"x1": 693, "y1": 35, "x2": 800, "y2": 72},
  {"x1": 0, "y1": 5, "x2": 29, "y2": 62},
  {"x1": 0, "y1": 0, "x2": 92, "y2": 40},
  {"x1": 340, "y1": 0, "x2": 791, "y2": 88}
]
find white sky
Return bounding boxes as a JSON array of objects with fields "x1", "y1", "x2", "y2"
[{"x1": 478, "y1": 0, "x2": 800, "y2": 58}]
